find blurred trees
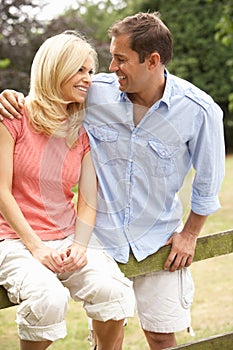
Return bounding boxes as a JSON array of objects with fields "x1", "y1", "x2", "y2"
[
  {"x1": 0, "y1": 0, "x2": 45, "y2": 92},
  {"x1": 214, "y1": 0, "x2": 233, "y2": 121},
  {"x1": 0, "y1": 0, "x2": 233, "y2": 152},
  {"x1": 126, "y1": 0, "x2": 233, "y2": 153}
]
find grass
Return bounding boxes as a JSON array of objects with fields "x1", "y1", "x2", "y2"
[{"x1": 0, "y1": 156, "x2": 232, "y2": 349}]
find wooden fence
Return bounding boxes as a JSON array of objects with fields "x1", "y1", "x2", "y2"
[{"x1": 0, "y1": 229, "x2": 233, "y2": 349}]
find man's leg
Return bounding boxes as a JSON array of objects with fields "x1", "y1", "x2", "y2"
[
  {"x1": 92, "y1": 319, "x2": 124, "y2": 350},
  {"x1": 143, "y1": 331, "x2": 176, "y2": 350},
  {"x1": 20, "y1": 340, "x2": 52, "y2": 350},
  {"x1": 133, "y1": 268, "x2": 194, "y2": 350}
]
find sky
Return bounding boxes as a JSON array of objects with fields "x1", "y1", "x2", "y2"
[{"x1": 37, "y1": 0, "x2": 80, "y2": 20}]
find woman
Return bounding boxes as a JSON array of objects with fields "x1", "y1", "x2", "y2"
[{"x1": 0, "y1": 31, "x2": 134, "y2": 350}]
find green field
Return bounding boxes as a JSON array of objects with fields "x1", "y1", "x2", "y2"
[{"x1": 0, "y1": 156, "x2": 232, "y2": 350}]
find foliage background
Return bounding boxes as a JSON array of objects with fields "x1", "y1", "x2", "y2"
[
  {"x1": 1, "y1": 0, "x2": 233, "y2": 152},
  {"x1": 0, "y1": 2, "x2": 232, "y2": 347}
]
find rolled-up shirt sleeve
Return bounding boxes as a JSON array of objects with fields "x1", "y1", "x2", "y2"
[{"x1": 190, "y1": 102, "x2": 225, "y2": 215}]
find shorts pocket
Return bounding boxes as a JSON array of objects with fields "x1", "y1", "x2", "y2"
[{"x1": 179, "y1": 268, "x2": 195, "y2": 309}]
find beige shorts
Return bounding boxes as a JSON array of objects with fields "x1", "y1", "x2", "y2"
[
  {"x1": 0, "y1": 236, "x2": 135, "y2": 341},
  {"x1": 132, "y1": 268, "x2": 194, "y2": 333}
]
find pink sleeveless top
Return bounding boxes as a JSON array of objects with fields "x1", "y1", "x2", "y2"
[{"x1": 0, "y1": 111, "x2": 90, "y2": 240}]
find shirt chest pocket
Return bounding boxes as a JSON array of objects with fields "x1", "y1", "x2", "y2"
[
  {"x1": 88, "y1": 126, "x2": 119, "y2": 164},
  {"x1": 146, "y1": 140, "x2": 179, "y2": 178}
]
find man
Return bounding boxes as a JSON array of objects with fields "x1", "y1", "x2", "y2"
[{"x1": 0, "y1": 12, "x2": 225, "y2": 350}]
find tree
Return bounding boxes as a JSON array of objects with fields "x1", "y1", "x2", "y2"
[
  {"x1": 0, "y1": 0, "x2": 45, "y2": 94},
  {"x1": 122, "y1": 0, "x2": 233, "y2": 152},
  {"x1": 215, "y1": 0, "x2": 233, "y2": 46},
  {"x1": 214, "y1": 0, "x2": 233, "y2": 150},
  {"x1": 62, "y1": 0, "x2": 129, "y2": 71},
  {"x1": 1, "y1": 0, "x2": 232, "y2": 151},
  {"x1": 0, "y1": 0, "x2": 126, "y2": 92},
  {"x1": 215, "y1": 0, "x2": 233, "y2": 114}
]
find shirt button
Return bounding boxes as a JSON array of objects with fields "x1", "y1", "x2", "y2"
[{"x1": 160, "y1": 150, "x2": 166, "y2": 157}]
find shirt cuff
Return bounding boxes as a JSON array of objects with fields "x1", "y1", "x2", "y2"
[{"x1": 191, "y1": 193, "x2": 221, "y2": 216}]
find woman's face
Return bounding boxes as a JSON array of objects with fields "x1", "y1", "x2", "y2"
[{"x1": 61, "y1": 56, "x2": 94, "y2": 104}]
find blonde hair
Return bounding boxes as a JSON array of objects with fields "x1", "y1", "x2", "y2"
[{"x1": 26, "y1": 31, "x2": 98, "y2": 147}]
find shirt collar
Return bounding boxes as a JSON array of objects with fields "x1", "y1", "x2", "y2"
[
  {"x1": 161, "y1": 69, "x2": 172, "y2": 109},
  {"x1": 119, "y1": 68, "x2": 172, "y2": 109}
]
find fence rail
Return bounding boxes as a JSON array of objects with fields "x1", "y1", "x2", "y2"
[
  {"x1": 1, "y1": 229, "x2": 233, "y2": 349},
  {"x1": 167, "y1": 332, "x2": 233, "y2": 350},
  {"x1": 118, "y1": 229, "x2": 233, "y2": 277}
]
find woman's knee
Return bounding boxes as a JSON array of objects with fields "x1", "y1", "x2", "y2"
[
  {"x1": 93, "y1": 276, "x2": 133, "y2": 303},
  {"x1": 18, "y1": 283, "x2": 70, "y2": 326},
  {"x1": 82, "y1": 277, "x2": 135, "y2": 321},
  {"x1": 41, "y1": 285, "x2": 70, "y2": 320}
]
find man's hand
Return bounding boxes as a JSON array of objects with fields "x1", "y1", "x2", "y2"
[
  {"x1": 0, "y1": 89, "x2": 25, "y2": 121},
  {"x1": 164, "y1": 211, "x2": 207, "y2": 272},
  {"x1": 164, "y1": 230, "x2": 198, "y2": 272}
]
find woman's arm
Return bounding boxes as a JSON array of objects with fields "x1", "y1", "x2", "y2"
[
  {"x1": 0, "y1": 90, "x2": 25, "y2": 121},
  {"x1": 0, "y1": 123, "x2": 64, "y2": 272},
  {"x1": 62, "y1": 151, "x2": 97, "y2": 271}
]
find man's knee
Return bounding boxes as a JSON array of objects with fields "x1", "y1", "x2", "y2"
[{"x1": 143, "y1": 330, "x2": 176, "y2": 349}]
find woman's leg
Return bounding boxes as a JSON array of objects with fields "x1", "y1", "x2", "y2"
[
  {"x1": 92, "y1": 319, "x2": 124, "y2": 350},
  {"x1": 88, "y1": 317, "x2": 125, "y2": 350},
  {"x1": 0, "y1": 241, "x2": 69, "y2": 345},
  {"x1": 59, "y1": 237, "x2": 135, "y2": 350}
]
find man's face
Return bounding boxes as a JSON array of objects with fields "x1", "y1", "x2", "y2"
[{"x1": 109, "y1": 34, "x2": 151, "y2": 94}]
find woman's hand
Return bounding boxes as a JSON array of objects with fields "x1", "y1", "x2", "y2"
[
  {"x1": 31, "y1": 244, "x2": 65, "y2": 273},
  {"x1": 0, "y1": 90, "x2": 25, "y2": 121},
  {"x1": 61, "y1": 243, "x2": 88, "y2": 272}
]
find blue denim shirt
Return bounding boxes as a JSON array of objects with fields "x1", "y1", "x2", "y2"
[{"x1": 84, "y1": 70, "x2": 225, "y2": 263}]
